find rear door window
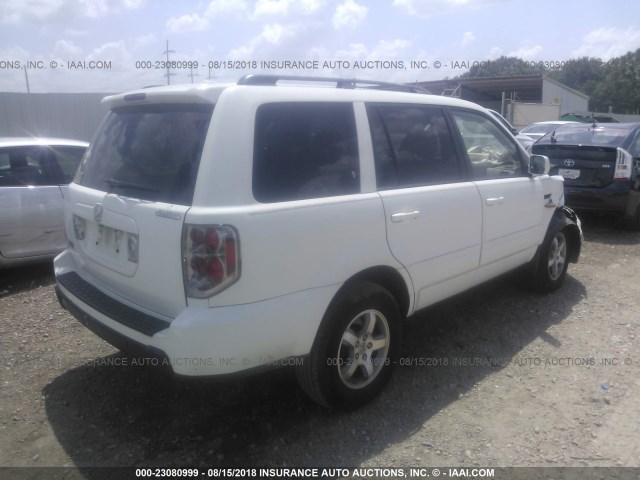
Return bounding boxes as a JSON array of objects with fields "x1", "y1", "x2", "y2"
[
  {"x1": 252, "y1": 102, "x2": 359, "y2": 203},
  {"x1": 366, "y1": 104, "x2": 464, "y2": 189},
  {"x1": 75, "y1": 104, "x2": 213, "y2": 205},
  {"x1": 0, "y1": 146, "x2": 52, "y2": 187}
]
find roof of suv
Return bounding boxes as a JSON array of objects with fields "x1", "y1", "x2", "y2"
[
  {"x1": 101, "y1": 75, "x2": 488, "y2": 113},
  {"x1": 0, "y1": 137, "x2": 89, "y2": 148}
]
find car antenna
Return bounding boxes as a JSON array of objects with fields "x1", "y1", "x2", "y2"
[
  {"x1": 590, "y1": 112, "x2": 597, "y2": 129},
  {"x1": 550, "y1": 130, "x2": 557, "y2": 143}
]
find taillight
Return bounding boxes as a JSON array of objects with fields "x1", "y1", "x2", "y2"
[
  {"x1": 72, "y1": 215, "x2": 86, "y2": 240},
  {"x1": 182, "y1": 225, "x2": 240, "y2": 298},
  {"x1": 614, "y1": 148, "x2": 632, "y2": 181}
]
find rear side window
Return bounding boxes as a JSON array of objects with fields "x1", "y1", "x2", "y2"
[
  {"x1": 366, "y1": 104, "x2": 463, "y2": 189},
  {"x1": 75, "y1": 104, "x2": 213, "y2": 205},
  {"x1": 0, "y1": 146, "x2": 59, "y2": 187},
  {"x1": 253, "y1": 102, "x2": 359, "y2": 203}
]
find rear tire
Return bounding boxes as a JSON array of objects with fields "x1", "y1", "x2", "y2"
[
  {"x1": 623, "y1": 205, "x2": 640, "y2": 231},
  {"x1": 296, "y1": 281, "x2": 401, "y2": 409}
]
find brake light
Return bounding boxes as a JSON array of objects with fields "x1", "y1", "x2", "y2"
[
  {"x1": 614, "y1": 148, "x2": 632, "y2": 181},
  {"x1": 182, "y1": 225, "x2": 240, "y2": 298},
  {"x1": 72, "y1": 215, "x2": 86, "y2": 240}
]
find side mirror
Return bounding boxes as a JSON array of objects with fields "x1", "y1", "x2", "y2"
[{"x1": 528, "y1": 154, "x2": 550, "y2": 176}]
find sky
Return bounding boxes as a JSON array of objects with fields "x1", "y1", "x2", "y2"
[{"x1": 2, "y1": 0, "x2": 640, "y2": 94}]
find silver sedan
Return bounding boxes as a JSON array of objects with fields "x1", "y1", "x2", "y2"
[{"x1": 0, "y1": 137, "x2": 88, "y2": 268}]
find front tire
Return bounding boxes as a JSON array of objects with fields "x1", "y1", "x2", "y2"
[
  {"x1": 296, "y1": 281, "x2": 401, "y2": 409},
  {"x1": 530, "y1": 223, "x2": 570, "y2": 293}
]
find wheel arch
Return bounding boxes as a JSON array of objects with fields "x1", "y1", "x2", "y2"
[
  {"x1": 335, "y1": 265, "x2": 412, "y2": 318},
  {"x1": 554, "y1": 206, "x2": 582, "y2": 263}
]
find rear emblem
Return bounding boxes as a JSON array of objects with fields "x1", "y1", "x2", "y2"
[
  {"x1": 564, "y1": 159, "x2": 575, "y2": 167},
  {"x1": 94, "y1": 203, "x2": 104, "y2": 223}
]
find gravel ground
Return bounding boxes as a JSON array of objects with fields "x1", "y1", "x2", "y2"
[{"x1": 1, "y1": 214, "x2": 639, "y2": 478}]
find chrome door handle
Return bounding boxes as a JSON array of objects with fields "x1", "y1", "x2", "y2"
[
  {"x1": 485, "y1": 196, "x2": 504, "y2": 206},
  {"x1": 391, "y1": 210, "x2": 420, "y2": 222}
]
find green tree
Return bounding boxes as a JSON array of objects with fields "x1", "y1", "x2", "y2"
[
  {"x1": 593, "y1": 49, "x2": 640, "y2": 113},
  {"x1": 547, "y1": 57, "x2": 606, "y2": 100}
]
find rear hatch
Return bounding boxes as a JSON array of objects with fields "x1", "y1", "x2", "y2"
[
  {"x1": 533, "y1": 144, "x2": 617, "y2": 187},
  {"x1": 68, "y1": 100, "x2": 213, "y2": 318}
]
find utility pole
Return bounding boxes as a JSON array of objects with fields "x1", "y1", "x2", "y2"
[
  {"x1": 188, "y1": 66, "x2": 200, "y2": 84},
  {"x1": 163, "y1": 40, "x2": 176, "y2": 85},
  {"x1": 24, "y1": 65, "x2": 30, "y2": 93}
]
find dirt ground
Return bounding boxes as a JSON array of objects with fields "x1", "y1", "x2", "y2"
[{"x1": 1, "y1": 214, "x2": 639, "y2": 478}]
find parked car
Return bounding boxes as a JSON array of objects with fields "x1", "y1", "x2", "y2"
[
  {"x1": 54, "y1": 75, "x2": 582, "y2": 409},
  {"x1": 520, "y1": 121, "x2": 578, "y2": 141},
  {"x1": 533, "y1": 122, "x2": 640, "y2": 229},
  {"x1": 487, "y1": 109, "x2": 535, "y2": 152},
  {"x1": 0, "y1": 137, "x2": 88, "y2": 268}
]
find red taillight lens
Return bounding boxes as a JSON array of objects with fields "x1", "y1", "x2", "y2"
[
  {"x1": 183, "y1": 225, "x2": 240, "y2": 298},
  {"x1": 190, "y1": 228, "x2": 205, "y2": 244},
  {"x1": 205, "y1": 228, "x2": 220, "y2": 250},
  {"x1": 225, "y1": 237, "x2": 236, "y2": 275},
  {"x1": 207, "y1": 257, "x2": 224, "y2": 283}
]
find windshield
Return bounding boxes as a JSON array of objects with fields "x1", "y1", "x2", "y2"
[{"x1": 75, "y1": 103, "x2": 213, "y2": 205}]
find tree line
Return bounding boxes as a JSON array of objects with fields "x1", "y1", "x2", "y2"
[{"x1": 457, "y1": 48, "x2": 640, "y2": 114}]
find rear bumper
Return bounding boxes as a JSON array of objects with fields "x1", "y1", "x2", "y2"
[
  {"x1": 54, "y1": 249, "x2": 335, "y2": 376},
  {"x1": 564, "y1": 182, "x2": 632, "y2": 215}
]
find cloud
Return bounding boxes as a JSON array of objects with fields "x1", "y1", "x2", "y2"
[
  {"x1": 54, "y1": 39, "x2": 83, "y2": 58},
  {"x1": 64, "y1": 28, "x2": 88, "y2": 36},
  {"x1": 131, "y1": 33, "x2": 157, "y2": 51},
  {"x1": 572, "y1": 26, "x2": 640, "y2": 60},
  {"x1": 332, "y1": 39, "x2": 411, "y2": 66},
  {"x1": 488, "y1": 47, "x2": 503, "y2": 59},
  {"x1": 253, "y1": 0, "x2": 291, "y2": 17},
  {"x1": 166, "y1": 13, "x2": 209, "y2": 33},
  {"x1": 298, "y1": 0, "x2": 325, "y2": 14},
  {"x1": 87, "y1": 40, "x2": 132, "y2": 69},
  {"x1": 332, "y1": 0, "x2": 367, "y2": 29},
  {"x1": 205, "y1": 0, "x2": 248, "y2": 17},
  {"x1": 1, "y1": 0, "x2": 145, "y2": 24},
  {"x1": 228, "y1": 23, "x2": 294, "y2": 59},
  {"x1": 393, "y1": 0, "x2": 501, "y2": 18},
  {"x1": 460, "y1": 31, "x2": 475, "y2": 48},
  {"x1": 250, "y1": 0, "x2": 325, "y2": 19},
  {"x1": 508, "y1": 42, "x2": 542, "y2": 59},
  {"x1": 0, "y1": 45, "x2": 31, "y2": 60}
]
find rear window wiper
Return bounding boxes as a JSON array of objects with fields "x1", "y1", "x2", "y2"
[{"x1": 103, "y1": 177, "x2": 159, "y2": 192}]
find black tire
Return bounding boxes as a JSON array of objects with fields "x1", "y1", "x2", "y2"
[
  {"x1": 296, "y1": 281, "x2": 401, "y2": 410},
  {"x1": 530, "y1": 219, "x2": 571, "y2": 293},
  {"x1": 622, "y1": 204, "x2": 640, "y2": 231}
]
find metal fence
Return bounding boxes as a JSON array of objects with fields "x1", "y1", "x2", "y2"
[{"x1": 0, "y1": 92, "x2": 111, "y2": 142}]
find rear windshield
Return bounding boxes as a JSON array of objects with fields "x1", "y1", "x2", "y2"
[
  {"x1": 521, "y1": 124, "x2": 557, "y2": 135},
  {"x1": 75, "y1": 103, "x2": 213, "y2": 205},
  {"x1": 537, "y1": 125, "x2": 633, "y2": 147}
]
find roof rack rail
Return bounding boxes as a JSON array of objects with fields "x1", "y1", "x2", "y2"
[{"x1": 237, "y1": 74, "x2": 431, "y2": 94}]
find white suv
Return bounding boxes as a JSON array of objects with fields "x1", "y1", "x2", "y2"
[{"x1": 54, "y1": 75, "x2": 582, "y2": 409}]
